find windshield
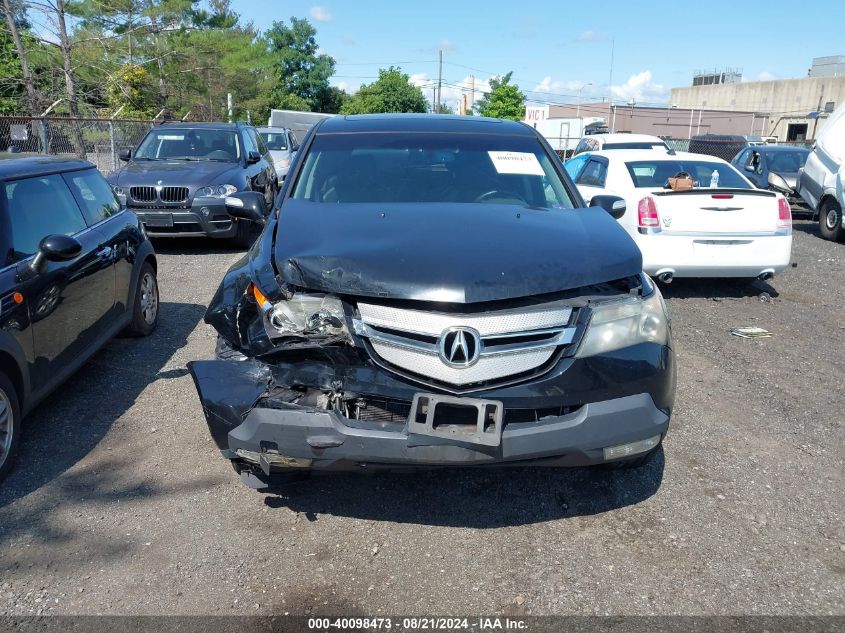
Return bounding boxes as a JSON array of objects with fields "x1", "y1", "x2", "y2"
[
  {"x1": 625, "y1": 160, "x2": 752, "y2": 189},
  {"x1": 766, "y1": 151, "x2": 808, "y2": 173},
  {"x1": 259, "y1": 131, "x2": 288, "y2": 151},
  {"x1": 291, "y1": 133, "x2": 575, "y2": 208},
  {"x1": 134, "y1": 128, "x2": 241, "y2": 161}
]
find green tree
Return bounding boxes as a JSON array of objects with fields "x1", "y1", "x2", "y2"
[
  {"x1": 105, "y1": 63, "x2": 157, "y2": 117},
  {"x1": 475, "y1": 72, "x2": 525, "y2": 120},
  {"x1": 340, "y1": 67, "x2": 427, "y2": 115},
  {"x1": 266, "y1": 17, "x2": 335, "y2": 111}
]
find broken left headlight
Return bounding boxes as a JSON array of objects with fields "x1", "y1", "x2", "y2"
[{"x1": 250, "y1": 283, "x2": 348, "y2": 339}]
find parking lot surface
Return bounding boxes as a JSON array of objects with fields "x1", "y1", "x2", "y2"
[{"x1": 1, "y1": 220, "x2": 843, "y2": 616}]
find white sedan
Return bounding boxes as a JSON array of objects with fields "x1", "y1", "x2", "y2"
[{"x1": 564, "y1": 150, "x2": 793, "y2": 281}]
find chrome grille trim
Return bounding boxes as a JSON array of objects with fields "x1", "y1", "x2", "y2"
[
  {"x1": 160, "y1": 186, "x2": 189, "y2": 203},
  {"x1": 129, "y1": 186, "x2": 189, "y2": 204},
  {"x1": 369, "y1": 340, "x2": 556, "y2": 386},
  {"x1": 356, "y1": 302, "x2": 572, "y2": 337},
  {"x1": 355, "y1": 301, "x2": 578, "y2": 387},
  {"x1": 130, "y1": 186, "x2": 156, "y2": 202}
]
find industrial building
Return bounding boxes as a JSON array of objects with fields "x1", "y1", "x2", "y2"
[
  {"x1": 669, "y1": 57, "x2": 845, "y2": 141},
  {"x1": 532, "y1": 103, "x2": 764, "y2": 141}
]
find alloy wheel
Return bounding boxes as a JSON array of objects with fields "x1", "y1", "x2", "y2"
[
  {"x1": 826, "y1": 208, "x2": 839, "y2": 230},
  {"x1": 0, "y1": 390, "x2": 12, "y2": 467},
  {"x1": 139, "y1": 272, "x2": 158, "y2": 325}
]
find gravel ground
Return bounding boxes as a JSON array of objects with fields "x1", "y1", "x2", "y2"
[{"x1": 0, "y1": 220, "x2": 843, "y2": 617}]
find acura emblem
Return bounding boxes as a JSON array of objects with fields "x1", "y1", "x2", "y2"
[{"x1": 438, "y1": 326, "x2": 482, "y2": 367}]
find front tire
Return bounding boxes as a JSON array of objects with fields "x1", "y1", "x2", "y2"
[
  {"x1": 818, "y1": 199, "x2": 844, "y2": 242},
  {"x1": 232, "y1": 219, "x2": 253, "y2": 249},
  {"x1": 0, "y1": 373, "x2": 22, "y2": 482},
  {"x1": 124, "y1": 262, "x2": 159, "y2": 337}
]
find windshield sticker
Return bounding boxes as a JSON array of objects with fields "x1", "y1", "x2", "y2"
[
  {"x1": 158, "y1": 135, "x2": 185, "y2": 141},
  {"x1": 488, "y1": 151, "x2": 544, "y2": 176}
]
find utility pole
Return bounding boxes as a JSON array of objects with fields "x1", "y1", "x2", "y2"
[
  {"x1": 436, "y1": 49, "x2": 443, "y2": 114},
  {"x1": 469, "y1": 75, "x2": 475, "y2": 113}
]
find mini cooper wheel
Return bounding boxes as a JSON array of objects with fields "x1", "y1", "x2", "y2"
[
  {"x1": 0, "y1": 373, "x2": 22, "y2": 482},
  {"x1": 124, "y1": 262, "x2": 159, "y2": 337}
]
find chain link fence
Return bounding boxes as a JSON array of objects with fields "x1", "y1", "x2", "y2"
[{"x1": 0, "y1": 116, "x2": 154, "y2": 175}]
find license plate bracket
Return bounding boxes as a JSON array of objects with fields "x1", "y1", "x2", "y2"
[
  {"x1": 407, "y1": 393, "x2": 504, "y2": 447},
  {"x1": 144, "y1": 213, "x2": 174, "y2": 228}
]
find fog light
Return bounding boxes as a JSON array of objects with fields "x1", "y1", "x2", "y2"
[
  {"x1": 235, "y1": 448, "x2": 260, "y2": 463},
  {"x1": 201, "y1": 206, "x2": 210, "y2": 217},
  {"x1": 603, "y1": 435, "x2": 661, "y2": 461},
  {"x1": 263, "y1": 454, "x2": 312, "y2": 468},
  {"x1": 235, "y1": 448, "x2": 311, "y2": 468}
]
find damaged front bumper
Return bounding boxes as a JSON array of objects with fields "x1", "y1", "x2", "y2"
[{"x1": 188, "y1": 342, "x2": 674, "y2": 488}]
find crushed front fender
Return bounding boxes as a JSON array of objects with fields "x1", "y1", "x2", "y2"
[{"x1": 188, "y1": 359, "x2": 273, "y2": 454}]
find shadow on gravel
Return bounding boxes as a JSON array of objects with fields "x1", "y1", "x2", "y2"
[
  {"x1": 658, "y1": 277, "x2": 779, "y2": 300},
  {"x1": 0, "y1": 301, "x2": 206, "y2": 511},
  {"x1": 791, "y1": 219, "x2": 827, "y2": 239},
  {"x1": 262, "y1": 448, "x2": 665, "y2": 527},
  {"x1": 149, "y1": 236, "x2": 247, "y2": 256}
]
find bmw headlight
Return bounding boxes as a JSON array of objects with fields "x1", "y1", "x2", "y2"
[
  {"x1": 575, "y1": 287, "x2": 670, "y2": 358},
  {"x1": 251, "y1": 284, "x2": 348, "y2": 339},
  {"x1": 197, "y1": 184, "x2": 238, "y2": 198}
]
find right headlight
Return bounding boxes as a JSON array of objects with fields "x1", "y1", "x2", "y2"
[
  {"x1": 251, "y1": 284, "x2": 348, "y2": 340},
  {"x1": 575, "y1": 288, "x2": 669, "y2": 358},
  {"x1": 197, "y1": 184, "x2": 238, "y2": 198}
]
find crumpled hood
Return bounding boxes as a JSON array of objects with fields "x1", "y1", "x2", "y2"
[
  {"x1": 272, "y1": 201, "x2": 643, "y2": 303},
  {"x1": 112, "y1": 160, "x2": 238, "y2": 188}
]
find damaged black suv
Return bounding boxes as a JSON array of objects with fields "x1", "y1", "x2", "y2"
[{"x1": 189, "y1": 114, "x2": 676, "y2": 490}]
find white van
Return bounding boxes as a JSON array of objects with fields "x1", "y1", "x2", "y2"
[{"x1": 797, "y1": 103, "x2": 845, "y2": 241}]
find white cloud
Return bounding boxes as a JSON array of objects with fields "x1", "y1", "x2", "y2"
[
  {"x1": 610, "y1": 70, "x2": 666, "y2": 103},
  {"x1": 755, "y1": 71, "x2": 777, "y2": 82},
  {"x1": 332, "y1": 80, "x2": 360, "y2": 94},
  {"x1": 439, "y1": 38, "x2": 458, "y2": 53},
  {"x1": 309, "y1": 6, "x2": 332, "y2": 22},
  {"x1": 578, "y1": 30, "x2": 607, "y2": 42},
  {"x1": 533, "y1": 76, "x2": 592, "y2": 96}
]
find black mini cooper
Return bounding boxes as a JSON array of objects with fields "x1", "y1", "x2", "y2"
[{"x1": 0, "y1": 154, "x2": 159, "y2": 480}]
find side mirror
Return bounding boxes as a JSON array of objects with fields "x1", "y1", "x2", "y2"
[
  {"x1": 119, "y1": 148, "x2": 131, "y2": 161},
  {"x1": 589, "y1": 195, "x2": 626, "y2": 220},
  {"x1": 246, "y1": 150, "x2": 261, "y2": 165},
  {"x1": 291, "y1": 143, "x2": 300, "y2": 152},
  {"x1": 225, "y1": 192, "x2": 266, "y2": 223},
  {"x1": 28, "y1": 234, "x2": 82, "y2": 275},
  {"x1": 767, "y1": 171, "x2": 792, "y2": 194}
]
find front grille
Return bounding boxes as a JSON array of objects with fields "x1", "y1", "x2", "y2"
[
  {"x1": 354, "y1": 301, "x2": 579, "y2": 389},
  {"x1": 351, "y1": 396, "x2": 581, "y2": 425},
  {"x1": 353, "y1": 397, "x2": 412, "y2": 424},
  {"x1": 160, "y1": 186, "x2": 189, "y2": 203},
  {"x1": 129, "y1": 186, "x2": 189, "y2": 204},
  {"x1": 130, "y1": 186, "x2": 156, "y2": 202}
]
